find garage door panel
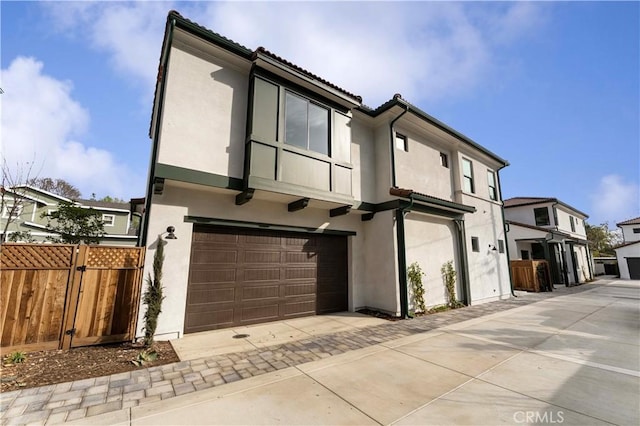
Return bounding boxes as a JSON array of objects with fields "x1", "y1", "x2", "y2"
[
  {"x1": 244, "y1": 268, "x2": 281, "y2": 282},
  {"x1": 193, "y1": 232, "x2": 239, "y2": 244},
  {"x1": 188, "y1": 287, "x2": 235, "y2": 304},
  {"x1": 185, "y1": 225, "x2": 348, "y2": 333},
  {"x1": 244, "y1": 250, "x2": 281, "y2": 264},
  {"x1": 244, "y1": 234, "x2": 281, "y2": 246},
  {"x1": 240, "y1": 304, "x2": 280, "y2": 322},
  {"x1": 285, "y1": 267, "x2": 317, "y2": 280},
  {"x1": 187, "y1": 309, "x2": 234, "y2": 331},
  {"x1": 283, "y1": 299, "x2": 316, "y2": 316},
  {"x1": 284, "y1": 251, "x2": 317, "y2": 263},
  {"x1": 283, "y1": 282, "x2": 316, "y2": 297},
  {"x1": 191, "y1": 249, "x2": 238, "y2": 264},
  {"x1": 189, "y1": 269, "x2": 236, "y2": 284},
  {"x1": 241, "y1": 285, "x2": 280, "y2": 300}
]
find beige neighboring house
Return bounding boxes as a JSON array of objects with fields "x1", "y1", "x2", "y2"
[
  {"x1": 504, "y1": 197, "x2": 593, "y2": 286},
  {"x1": 615, "y1": 217, "x2": 640, "y2": 279},
  {"x1": 139, "y1": 11, "x2": 513, "y2": 339},
  {"x1": 0, "y1": 185, "x2": 139, "y2": 246}
]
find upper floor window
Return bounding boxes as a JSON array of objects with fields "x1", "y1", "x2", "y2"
[
  {"x1": 498, "y1": 239, "x2": 505, "y2": 253},
  {"x1": 534, "y1": 207, "x2": 550, "y2": 226},
  {"x1": 570, "y1": 216, "x2": 576, "y2": 232},
  {"x1": 633, "y1": 228, "x2": 640, "y2": 234},
  {"x1": 462, "y1": 158, "x2": 475, "y2": 193},
  {"x1": 102, "y1": 214, "x2": 115, "y2": 227},
  {"x1": 2, "y1": 204, "x2": 23, "y2": 220},
  {"x1": 440, "y1": 152, "x2": 448, "y2": 168},
  {"x1": 395, "y1": 133, "x2": 408, "y2": 152},
  {"x1": 285, "y1": 92, "x2": 329, "y2": 156},
  {"x1": 487, "y1": 171, "x2": 497, "y2": 201}
]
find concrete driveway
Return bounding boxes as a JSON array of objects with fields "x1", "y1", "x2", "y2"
[{"x1": 78, "y1": 279, "x2": 639, "y2": 426}]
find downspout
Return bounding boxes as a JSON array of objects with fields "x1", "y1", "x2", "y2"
[
  {"x1": 140, "y1": 18, "x2": 176, "y2": 247},
  {"x1": 389, "y1": 102, "x2": 409, "y2": 188},
  {"x1": 497, "y1": 166, "x2": 516, "y2": 297},
  {"x1": 395, "y1": 197, "x2": 413, "y2": 319},
  {"x1": 390, "y1": 102, "x2": 410, "y2": 319},
  {"x1": 454, "y1": 218, "x2": 472, "y2": 305}
]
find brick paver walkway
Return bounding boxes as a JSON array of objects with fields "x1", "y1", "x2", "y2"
[{"x1": 0, "y1": 284, "x2": 598, "y2": 425}]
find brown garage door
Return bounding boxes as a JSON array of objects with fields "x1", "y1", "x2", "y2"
[{"x1": 184, "y1": 225, "x2": 348, "y2": 333}]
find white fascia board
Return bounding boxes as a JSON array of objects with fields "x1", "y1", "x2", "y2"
[{"x1": 12, "y1": 185, "x2": 72, "y2": 203}]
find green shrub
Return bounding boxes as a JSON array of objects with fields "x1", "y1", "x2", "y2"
[
  {"x1": 142, "y1": 238, "x2": 166, "y2": 347},
  {"x1": 408, "y1": 262, "x2": 426, "y2": 314}
]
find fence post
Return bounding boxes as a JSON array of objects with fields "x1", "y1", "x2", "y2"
[{"x1": 60, "y1": 245, "x2": 87, "y2": 350}]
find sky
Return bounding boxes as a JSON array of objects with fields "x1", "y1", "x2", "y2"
[{"x1": 1, "y1": 1, "x2": 638, "y2": 227}]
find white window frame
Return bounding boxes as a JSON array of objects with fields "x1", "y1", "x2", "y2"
[
  {"x1": 487, "y1": 170, "x2": 498, "y2": 201},
  {"x1": 102, "y1": 214, "x2": 116, "y2": 227},
  {"x1": 462, "y1": 158, "x2": 475, "y2": 194},
  {"x1": 2, "y1": 204, "x2": 23, "y2": 220}
]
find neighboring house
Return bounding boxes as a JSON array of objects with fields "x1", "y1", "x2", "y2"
[
  {"x1": 139, "y1": 11, "x2": 512, "y2": 339},
  {"x1": 504, "y1": 197, "x2": 593, "y2": 285},
  {"x1": 0, "y1": 185, "x2": 139, "y2": 246},
  {"x1": 614, "y1": 217, "x2": 640, "y2": 279}
]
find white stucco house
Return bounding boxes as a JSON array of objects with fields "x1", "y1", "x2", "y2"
[
  {"x1": 614, "y1": 217, "x2": 640, "y2": 279},
  {"x1": 504, "y1": 197, "x2": 593, "y2": 286},
  {"x1": 138, "y1": 11, "x2": 513, "y2": 339}
]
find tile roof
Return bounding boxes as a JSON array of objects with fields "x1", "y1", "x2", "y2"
[
  {"x1": 169, "y1": 11, "x2": 361, "y2": 103},
  {"x1": 614, "y1": 240, "x2": 640, "y2": 249},
  {"x1": 77, "y1": 199, "x2": 130, "y2": 210},
  {"x1": 152, "y1": 10, "x2": 508, "y2": 168},
  {"x1": 254, "y1": 47, "x2": 362, "y2": 102},
  {"x1": 616, "y1": 217, "x2": 640, "y2": 226}
]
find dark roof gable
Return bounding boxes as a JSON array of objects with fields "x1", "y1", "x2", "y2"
[
  {"x1": 503, "y1": 197, "x2": 589, "y2": 218},
  {"x1": 617, "y1": 217, "x2": 640, "y2": 226}
]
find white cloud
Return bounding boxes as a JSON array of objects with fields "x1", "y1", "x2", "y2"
[
  {"x1": 590, "y1": 175, "x2": 640, "y2": 225},
  {"x1": 0, "y1": 57, "x2": 141, "y2": 199},
  {"x1": 42, "y1": 1, "x2": 546, "y2": 107}
]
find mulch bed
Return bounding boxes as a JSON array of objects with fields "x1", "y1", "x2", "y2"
[{"x1": 1, "y1": 341, "x2": 180, "y2": 393}]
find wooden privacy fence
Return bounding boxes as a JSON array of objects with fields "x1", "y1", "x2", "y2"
[
  {"x1": 510, "y1": 260, "x2": 552, "y2": 292},
  {"x1": 1, "y1": 243, "x2": 145, "y2": 353}
]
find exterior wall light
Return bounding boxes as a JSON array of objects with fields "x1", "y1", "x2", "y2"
[{"x1": 165, "y1": 226, "x2": 177, "y2": 239}]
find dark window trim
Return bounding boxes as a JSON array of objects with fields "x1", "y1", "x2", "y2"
[
  {"x1": 254, "y1": 69, "x2": 350, "y2": 114},
  {"x1": 284, "y1": 90, "x2": 331, "y2": 156},
  {"x1": 570, "y1": 216, "x2": 576, "y2": 232},
  {"x1": 440, "y1": 152, "x2": 449, "y2": 168},
  {"x1": 395, "y1": 133, "x2": 408, "y2": 152},
  {"x1": 471, "y1": 236, "x2": 480, "y2": 252},
  {"x1": 534, "y1": 207, "x2": 550, "y2": 226},
  {"x1": 633, "y1": 228, "x2": 640, "y2": 234}
]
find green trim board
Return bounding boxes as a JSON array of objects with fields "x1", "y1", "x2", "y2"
[
  {"x1": 184, "y1": 216, "x2": 357, "y2": 236},
  {"x1": 155, "y1": 163, "x2": 244, "y2": 191}
]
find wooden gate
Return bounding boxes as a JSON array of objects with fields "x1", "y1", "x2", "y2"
[{"x1": 1, "y1": 243, "x2": 145, "y2": 353}]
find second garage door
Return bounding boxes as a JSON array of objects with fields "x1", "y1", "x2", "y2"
[
  {"x1": 184, "y1": 225, "x2": 348, "y2": 334},
  {"x1": 627, "y1": 257, "x2": 640, "y2": 280}
]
